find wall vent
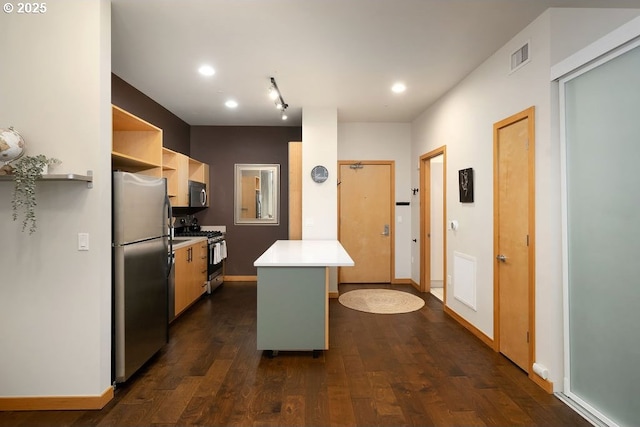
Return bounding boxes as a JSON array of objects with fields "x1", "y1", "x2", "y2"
[{"x1": 510, "y1": 41, "x2": 530, "y2": 73}]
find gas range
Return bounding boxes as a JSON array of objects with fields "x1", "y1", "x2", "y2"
[
  {"x1": 173, "y1": 225, "x2": 227, "y2": 295},
  {"x1": 175, "y1": 230, "x2": 224, "y2": 244}
]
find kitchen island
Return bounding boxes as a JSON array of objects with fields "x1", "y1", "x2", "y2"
[{"x1": 253, "y1": 240, "x2": 354, "y2": 355}]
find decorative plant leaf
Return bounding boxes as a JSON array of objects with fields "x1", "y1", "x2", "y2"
[{"x1": 10, "y1": 155, "x2": 60, "y2": 234}]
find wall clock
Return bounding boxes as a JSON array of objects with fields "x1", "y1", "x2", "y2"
[{"x1": 311, "y1": 165, "x2": 329, "y2": 183}]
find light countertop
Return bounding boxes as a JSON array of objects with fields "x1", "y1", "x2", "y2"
[
  {"x1": 254, "y1": 240, "x2": 355, "y2": 267},
  {"x1": 172, "y1": 236, "x2": 207, "y2": 250}
]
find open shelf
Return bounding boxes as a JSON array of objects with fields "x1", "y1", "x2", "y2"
[
  {"x1": 0, "y1": 170, "x2": 94, "y2": 188},
  {"x1": 111, "y1": 106, "x2": 210, "y2": 206},
  {"x1": 112, "y1": 151, "x2": 162, "y2": 171},
  {"x1": 112, "y1": 105, "x2": 162, "y2": 177}
]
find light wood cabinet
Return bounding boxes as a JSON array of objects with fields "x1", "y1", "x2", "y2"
[
  {"x1": 289, "y1": 141, "x2": 302, "y2": 239},
  {"x1": 112, "y1": 105, "x2": 162, "y2": 177},
  {"x1": 174, "y1": 245, "x2": 191, "y2": 316},
  {"x1": 189, "y1": 158, "x2": 206, "y2": 183},
  {"x1": 203, "y1": 164, "x2": 210, "y2": 207},
  {"x1": 162, "y1": 148, "x2": 190, "y2": 207},
  {"x1": 174, "y1": 240, "x2": 208, "y2": 317},
  {"x1": 189, "y1": 159, "x2": 209, "y2": 207},
  {"x1": 112, "y1": 105, "x2": 210, "y2": 207},
  {"x1": 193, "y1": 240, "x2": 208, "y2": 297}
]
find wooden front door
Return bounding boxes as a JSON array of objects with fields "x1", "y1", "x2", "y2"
[
  {"x1": 494, "y1": 107, "x2": 535, "y2": 372},
  {"x1": 338, "y1": 161, "x2": 393, "y2": 283}
]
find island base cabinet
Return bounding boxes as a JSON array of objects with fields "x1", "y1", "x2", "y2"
[{"x1": 257, "y1": 267, "x2": 328, "y2": 352}]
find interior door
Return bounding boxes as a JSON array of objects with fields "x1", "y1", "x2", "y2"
[
  {"x1": 338, "y1": 161, "x2": 393, "y2": 283},
  {"x1": 419, "y1": 148, "x2": 446, "y2": 296},
  {"x1": 494, "y1": 107, "x2": 535, "y2": 372}
]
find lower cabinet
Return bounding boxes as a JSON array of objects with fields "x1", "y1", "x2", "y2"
[
  {"x1": 193, "y1": 240, "x2": 208, "y2": 297},
  {"x1": 174, "y1": 241, "x2": 208, "y2": 317}
]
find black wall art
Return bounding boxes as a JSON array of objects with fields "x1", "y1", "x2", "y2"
[{"x1": 458, "y1": 168, "x2": 474, "y2": 203}]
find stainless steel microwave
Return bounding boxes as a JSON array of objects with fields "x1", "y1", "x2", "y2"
[{"x1": 188, "y1": 181, "x2": 207, "y2": 208}]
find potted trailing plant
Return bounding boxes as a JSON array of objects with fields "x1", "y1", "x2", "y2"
[{"x1": 11, "y1": 154, "x2": 60, "y2": 234}]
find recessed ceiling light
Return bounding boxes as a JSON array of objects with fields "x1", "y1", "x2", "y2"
[
  {"x1": 198, "y1": 65, "x2": 215, "y2": 76},
  {"x1": 225, "y1": 100, "x2": 238, "y2": 109},
  {"x1": 391, "y1": 82, "x2": 406, "y2": 93}
]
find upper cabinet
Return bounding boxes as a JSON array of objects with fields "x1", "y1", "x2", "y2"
[
  {"x1": 112, "y1": 105, "x2": 162, "y2": 177},
  {"x1": 189, "y1": 159, "x2": 210, "y2": 207},
  {"x1": 111, "y1": 105, "x2": 210, "y2": 208},
  {"x1": 162, "y1": 147, "x2": 189, "y2": 207}
]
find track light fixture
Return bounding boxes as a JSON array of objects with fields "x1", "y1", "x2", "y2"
[{"x1": 269, "y1": 77, "x2": 289, "y2": 120}]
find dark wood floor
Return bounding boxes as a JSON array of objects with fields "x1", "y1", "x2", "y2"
[{"x1": 0, "y1": 282, "x2": 589, "y2": 427}]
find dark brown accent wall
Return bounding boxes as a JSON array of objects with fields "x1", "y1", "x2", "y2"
[
  {"x1": 111, "y1": 74, "x2": 190, "y2": 154},
  {"x1": 191, "y1": 126, "x2": 302, "y2": 276},
  {"x1": 111, "y1": 74, "x2": 301, "y2": 276}
]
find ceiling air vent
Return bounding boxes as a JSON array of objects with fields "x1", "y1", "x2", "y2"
[{"x1": 510, "y1": 41, "x2": 530, "y2": 73}]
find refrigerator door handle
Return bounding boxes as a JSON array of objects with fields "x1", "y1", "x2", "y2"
[{"x1": 165, "y1": 193, "x2": 173, "y2": 278}]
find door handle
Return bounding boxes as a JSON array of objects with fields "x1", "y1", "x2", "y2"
[
  {"x1": 496, "y1": 254, "x2": 507, "y2": 262},
  {"x1": 381, "y1": 224, "x2": 389, "y2": 236}
]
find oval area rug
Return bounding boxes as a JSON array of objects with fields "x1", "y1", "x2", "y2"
[{"x1": 338, "y1": 289, "x2": 425, "y2": 314}]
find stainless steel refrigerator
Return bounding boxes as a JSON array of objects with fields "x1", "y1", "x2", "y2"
[{"x1": 112, "y1": 171, "x2": 172, "y2": 383}]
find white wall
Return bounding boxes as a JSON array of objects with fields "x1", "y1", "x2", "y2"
[
  {"x1": 0, "y1": 0, "x2": 112, "y2": 399},
  {"x1": 337, "y1": 122, "x2": 412, "y2": 279},
  {"x1": 412, "y1": 11, "x2": 553, "y2": 338},
  {"x1": 549, "y1": 8, "x2": 640, "y2": 65},
  {"x1": 302, "y1": 108, "x2": 339, "y2": 291},
  {"x1": 410, "y1": 7, "x2": 640, "y2": 391},
  {"x1": 302, "y1": 108, "x2": 338, "y2": 240}
]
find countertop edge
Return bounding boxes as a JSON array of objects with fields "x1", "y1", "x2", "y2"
[
  {"x1": 253, "y1": 240, "x2": 355, "y2": 267},
  {"x1": 172, "y1": 236, "x2": 207, "y2": 250}
]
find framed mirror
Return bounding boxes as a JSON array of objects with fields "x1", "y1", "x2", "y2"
[{"x1": 234, "y1": 164, "x2": 280, "y2": 225}]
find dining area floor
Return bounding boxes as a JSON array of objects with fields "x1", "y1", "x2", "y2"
[{"x1": 0, "y1": 282, "x2": 589, "y2": 426}]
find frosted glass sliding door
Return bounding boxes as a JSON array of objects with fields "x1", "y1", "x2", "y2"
[{"x1": 562, "y1": 43, "x2": 640, "y2": 426}]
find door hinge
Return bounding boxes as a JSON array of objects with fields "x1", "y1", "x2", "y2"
[
  {"x1": 526, "y1": 235, "x2": 529, "y2": 246},
  {"x1": 527, "y1": 331, "x2": 530, "y2": 343}
]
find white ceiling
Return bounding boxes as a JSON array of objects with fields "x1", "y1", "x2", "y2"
[{"x1": 111, "y1": 0, "x2": 639, "y2": 126}]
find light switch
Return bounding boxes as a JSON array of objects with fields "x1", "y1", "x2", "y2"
[{"x1": 78, "y1": 233, "x2": 89, "y2": 251}]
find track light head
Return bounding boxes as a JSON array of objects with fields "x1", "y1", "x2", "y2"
[{"x1": 268, "y1": 77, "x2": 290, "y2": 119}]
